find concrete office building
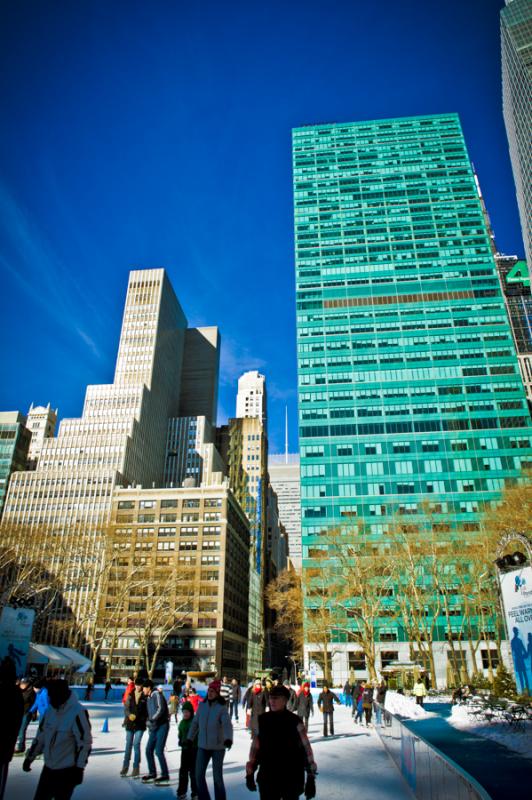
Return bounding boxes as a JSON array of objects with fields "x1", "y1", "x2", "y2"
[
  {"x1": 217, "y1": 414, "x2": 268, "y2": 675},
  {"x1": 236, "y1": 370, "x2": 267, "y2": 427},
  {"x1": 495, "y1": 255, "x2": 532, "y2": 404},
  {"x1": 0, "y1": 411, "x2": 31, "y2": 520},
  {"x1": 26, "y1": 403, "x2": 57, "y2": 470},
  {"x1": 268, "y1": 454, "x2": 302, "y2": 571},
  {"x1": 501, "y1": 0, "x2": 532, "y2": 266},
  {"x1": 100, "y1": 476, "x2": 250, "y2": 682},
  {"x1": 2, "y1": 269, "x2": 220, "y2": 644},
  {"x1": 293, "y1": 113, "x2": 532, "y2": 686}
]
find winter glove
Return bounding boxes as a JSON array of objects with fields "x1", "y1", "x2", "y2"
[
  {"x1": 304, "y1": 774, "x2": 316, "y2": 799},
  {"x1": 246, "y1": 774, "x2": 257, "y2": 792},
  {"x1": 22, "y1": 758, "x2": 32, "y2": 773},
  {"x1": 224, "y1": 739, "x2": 232, "y2": 750},
  {"x1": 72, "y1": 767, "x2": 84, "y2": 786}
]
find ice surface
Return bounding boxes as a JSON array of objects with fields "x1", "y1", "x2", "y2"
[{"x1": 6, "y1": 699, "x2": 414, "y2": 800}]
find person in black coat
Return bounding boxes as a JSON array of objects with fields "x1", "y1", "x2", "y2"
[
  {"x1": 121, "y1": 678, "x2": 148, "y2": 777},
  {"x1": 15, "y1": 678, "x2": 36, "y2": 753},
  {"x1": 295, "y1": 683, "x2": 314, "y2": 731},
  {"x1": 317, "y1": 685, "x2": 341, "y2": 737},
  {"x1": 229, "y1": 679, "x2": 241, "y2": 722},
  {"x1": 244, "y1": 680, "x2": 268, "y2": 737},
  {"x1": 0, "y1": 657, "x2": 24, "y2": 800},
  {"x1": 283, "y1": 680, "x2": 297, "y2": 712},
  {"x1": 246, "y1": 684, "x2": 317, "y2": 800}
]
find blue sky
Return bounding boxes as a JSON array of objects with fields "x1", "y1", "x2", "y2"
[{"x1": 0, "y1": 0, "x2": 524, "y2": 454}]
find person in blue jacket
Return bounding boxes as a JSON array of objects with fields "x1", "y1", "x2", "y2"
[{"x1": 29, "y1": 680, "x2": 49, "y2": 720}]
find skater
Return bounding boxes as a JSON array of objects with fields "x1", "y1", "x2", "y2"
[
  {"x1": 245, "y1": 684, "x2": 317, "y2": 800},
  {"x1": 374, "y1": 681, "x2": 387, "y2": 726},
  {"x1": 104, "y1": 680, "x2": 112, "y2": 701},
  {"x1": 220, "y1": 677, "x2": 232, "y2": 705},
  {"x1": 122, "y1": 677, "x2": 135, "y2": 705},
  {"x1": 188, "y1": 679, "x2": 232, "y2": 800},
  {"x1": 83, "y1": 679, "x2": 93, "y2": 702},
  {"x1": 142, "y1": 679, "x2": 170, "y2": 785},
  {"x1": 413, "y1": 678, "x2": 427, "y2": 707},
  {"x1": 15, "y1": 677, "x2": 36, "y2": 754},
  {"x1": 295, "y1": 683, "x2": 313, "y2": 731},
  {"x1": 283, "y1": 680, "x2": 297, "y2": 712},
  {"x1": 343, "y1": 680, "x2": 352, "y2": 707},
  {"x1": 244, "y1": 679, "x2": 268, "y2": 737},
  {"x1": 362, "y1": 684, "x2": 374, "y2": 726},
  {"x1": 229, "y1": 679, "x2": 241, "y2": 722},
  {"x1": 317, "y1": 684, "x2": 341, "y2": 737},
  {"x1": 29, "y1": 680, "x2": 50, "y2": 722},
  {"x1": 0, "y1": 657, "x2": 23, "y2": 800},
  {"x1": 177, "y1": 701, "x2": 198, "y2": 800},
  {"x1": 22, "y1": 679, "x2": 91, "y2": 800},
  {"x1": 354, "y1": 682, "x2": 365, "y2": 724},
  {"x1": 121, "y1": 677, "x2": 147, "y2": 778}
]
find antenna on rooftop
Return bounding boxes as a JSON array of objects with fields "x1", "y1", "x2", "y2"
[{"x1": 285, "y1": 405, "x2": 288, "y2": 464}]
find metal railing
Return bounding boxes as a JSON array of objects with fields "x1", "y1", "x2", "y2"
[{"x1": 375, "y1": 704, "x2": 492, "y2": 800}]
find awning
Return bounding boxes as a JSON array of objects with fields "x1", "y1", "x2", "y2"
[
  {"x1": 52, "y1": 647, "x2": 91, "y2": 669},
  {"x1": 27, "y1": 644, "x2": 49, "y2": 665},
  {"x1": 29, "y1": 643, "x2": 72, "y2": 667}
]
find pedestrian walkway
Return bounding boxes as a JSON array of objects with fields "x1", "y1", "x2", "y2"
[
  {"x1": 404, "y1": 707, "x2": 531, "y2": 800},
  {"x1": 6, "y1": 701, "x2": 414, "y2": 800}
]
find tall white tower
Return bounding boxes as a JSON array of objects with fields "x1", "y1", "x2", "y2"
[{"x1": 236, "y1": 370, "x2": 267, "y2": 427}]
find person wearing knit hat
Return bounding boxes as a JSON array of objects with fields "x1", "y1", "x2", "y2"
[
  {"x1": 177, "y1": 702, "x2": 198, "y2": 800},
  {"x1": 188, "y1": 679, "x2": 232, "y2": 800},
  {"x1": 246, "y1": 683, "x2": 317, "y2": 799}
]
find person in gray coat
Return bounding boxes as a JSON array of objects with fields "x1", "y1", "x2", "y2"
[{"x1": 188, "y1": 679, "x2": 232, "y2": 800}]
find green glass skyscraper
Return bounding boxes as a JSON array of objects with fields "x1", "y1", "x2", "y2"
[{"x1": 293, "y1": 113, "x2": 532, "y2": 686}]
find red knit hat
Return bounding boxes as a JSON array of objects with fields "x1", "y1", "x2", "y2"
[{"x1": 209, "y1": 679, "x2": 222, "y2": 693}]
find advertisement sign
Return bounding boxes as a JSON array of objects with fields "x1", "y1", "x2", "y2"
[
  {"x1": 165, "y1": 660, "x2": 174, "y2": 684},
  {"x1": 309, "y1": 660, "x2": 317, "y2": 688},
  {"x1": 0, "y1": 606, "x2": 35, "y2": 675},
  {"x1": 499, "y1": 565, "x2": 532, "y2": 694}
]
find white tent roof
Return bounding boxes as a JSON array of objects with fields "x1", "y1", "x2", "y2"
[{"x1": 27, "y1": 644, "x2": 91, "y2": 669}]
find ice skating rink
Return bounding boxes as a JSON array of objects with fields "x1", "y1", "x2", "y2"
[{"x1": 6, "y1": 700, "x2": 414, "y2": 799}]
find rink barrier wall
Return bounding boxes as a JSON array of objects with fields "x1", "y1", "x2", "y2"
[{"x1": 375, "y1": 705, "x2": 492, "y2": 800}]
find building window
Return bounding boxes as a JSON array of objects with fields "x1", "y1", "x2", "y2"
[
  {"x1": 139, "y1": 500, "x2": 155, "y2": 509},
  {"x1": 161, "y1": 499, "x2": 178, "y2": 508},
  {"x1": 348, "y1": 651, "x2": 366, "y2": 671},
  {"x1": 380, "y1": 651, "x2": 399, "y2": 668},
  {"x1": 117, "y1": 500, "x2": 135, "y2": 509}
]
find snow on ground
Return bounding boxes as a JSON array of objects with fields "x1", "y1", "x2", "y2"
[
  {"x1": 449, "y1": 702, "x2": 532, "y2": 761},
  {"x1": 384, "y1": 691, "x2": 433, "y2": 719},
  {"x1": 5, "y1": 700, "x2": 414, "y2": 800}
]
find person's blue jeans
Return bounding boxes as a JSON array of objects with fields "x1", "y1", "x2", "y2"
[
  {"x1": 229, "y1": 700, "x2": 239, "y2": 721},
  {"x1": 374, "y1": 703, "x2": 382, "y2": 726},
  {"x1": 16, "y1": 712, "x2": 33, "y2": 752},
  {"x1": 344, "y1": 693, "x2": 352, "y2": 707},
  {"x1": 195, "y1": 748, "x2": 226, "y2": 800},
  {"x1": 145, "y1": 723, "x2": 169, "y2": 778},
  {"x1": 123, "y1": 728, "x2": 144, "y2": 770}
]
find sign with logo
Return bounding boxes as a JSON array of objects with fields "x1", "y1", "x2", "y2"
[
  {"x1": 0, "y1": 606, "x2": 35, "y2": 675},
  {"x1": 499, "y1": 566, "x2": 532, "y2": 694},
  {"x1": 165, "y1": 660, "x2": 174, "y2": 684}
]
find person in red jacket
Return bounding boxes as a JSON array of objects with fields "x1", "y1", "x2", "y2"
[{"x1": 122, "y1": 677, "x2": 135, "y2": 705}]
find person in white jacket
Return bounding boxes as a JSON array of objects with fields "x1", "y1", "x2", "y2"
[
  {"x1": 188, "y1": 679, "x2": 232, "y2": 800},
  {"x1": 23, "y1": 680, "x2": 92, "y2": 800}
]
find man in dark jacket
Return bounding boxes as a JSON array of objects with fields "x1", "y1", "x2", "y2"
[
  {"x1": 142, "y1": 680, "x2": 170, "y2": 785},
  {"x1": 244, "y1": 680, "x2": 268, "y2": 737},
  {"x1": 283, "y1": 680, "x2": 297, "y2": 712},
  {"x1": 121, "y1": 677, "x2": 148, "y2": 778},
  {"x1": 15, "y1": 678, "x2": 36, "y2": 754},
  {"x1": 246, "y1": 684, "x2": 317, "y2": 800},
  {"x1": 295, "y1": 683, "x2": 313, "y2": 731},
  {"x1": 0, "y1": 657, "x2": 23, "y2": 800},
  {"x1": 317, "y1": 684, "x2": 341, "y2": 737},
  {"x1": 229, "y1": 679, "x2": 241, "y2": 722}
]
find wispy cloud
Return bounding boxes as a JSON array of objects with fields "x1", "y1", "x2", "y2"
[
  {"x1": 0, "y1": 182, "x2": 105, "y2": 360},
  {"x1": 219, "y1": 336, "x2": 267, "y2": 387},
  {"x1": 268, "y1": 382, "x2": 297, "y2": 402}
]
